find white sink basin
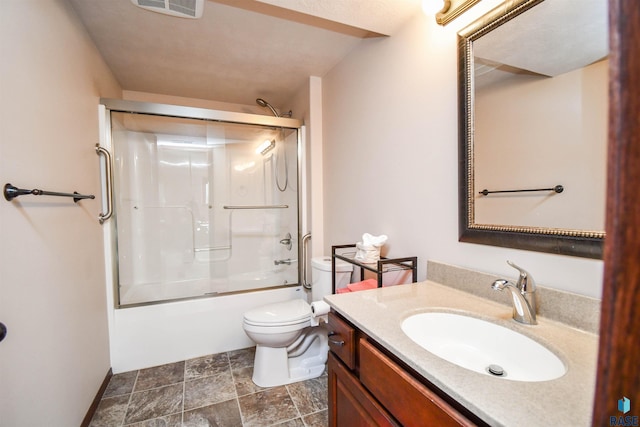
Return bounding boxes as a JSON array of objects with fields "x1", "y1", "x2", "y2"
[{"x1": 401, "y1": 312, "x2": 566, "y2": 382}]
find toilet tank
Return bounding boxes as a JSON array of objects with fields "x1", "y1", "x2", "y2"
[{"x1": 311, "y1": 257, "x2": 353, "y2": 301}]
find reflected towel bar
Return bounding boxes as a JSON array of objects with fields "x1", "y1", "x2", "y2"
[
  {"x1": 479, "y1": 185, "x2": 564, "y2": 196},
  {"x1": 3, "y1": 183, "x2": 95, "y2": 203}
]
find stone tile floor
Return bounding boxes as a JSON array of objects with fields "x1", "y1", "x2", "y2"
[{"x1": 89, "y1": 347, "x2": 328, "y2": 427}]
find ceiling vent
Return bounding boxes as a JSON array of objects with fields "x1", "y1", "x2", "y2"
[{"x1": 131, "y1": 0, "x2": 204, "y2": 19}]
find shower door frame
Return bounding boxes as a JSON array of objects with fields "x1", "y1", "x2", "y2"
[{"x1": 98, "y1": 98, "x2": 305, "y2": 308}]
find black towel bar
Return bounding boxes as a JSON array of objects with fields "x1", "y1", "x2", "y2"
[
  {"x1": 3, "y1": 183, "x2": 95, "y2": 203},
  {"x1": 479, "y1": 185, "x2": 564, "y2": 196}
]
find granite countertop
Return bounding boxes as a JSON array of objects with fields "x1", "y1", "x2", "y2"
[{"x1": 324, "y1": 280, "x2": 598, "y2": 427}]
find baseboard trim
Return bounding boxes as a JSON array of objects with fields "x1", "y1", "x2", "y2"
[{"x1": 81, "y1": 368, "x2": 112, "y2": 427}]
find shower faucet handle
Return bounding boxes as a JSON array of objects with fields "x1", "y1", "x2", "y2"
[{"x1": 279, "y1": 232, "x2": 292, "y2": 250}]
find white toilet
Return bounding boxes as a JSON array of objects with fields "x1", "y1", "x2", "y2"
[{"x1": 242, "y1": 256, "x2": 353, "y2": 387}]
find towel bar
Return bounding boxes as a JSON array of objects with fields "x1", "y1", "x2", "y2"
[
  {"x1": 3, "y1": 183, "x2": 95, "y2": 203},
  {"x1": 479, "y1": 185, "x2": 564, "y2": 196}
]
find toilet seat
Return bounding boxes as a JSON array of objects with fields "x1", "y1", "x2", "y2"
[
  {"x1": 242, "y1": 319, "x2": 310, "y2": 335},
  {"x1": 243, "y1": 299, "x2": 311, "y2": 326},
  {"x1": 243, "y1": 317, "x2": 310, "y2": 328}
]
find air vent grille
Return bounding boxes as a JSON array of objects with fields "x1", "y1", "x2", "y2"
[
  {"x1": 138, "y1": 0, "x2": 165, "y2": 7},
  {"x1": 132, "y1": 0, "x2": 203, "y2": 19},
  {"x1": 169, "y1": 0, "x2": 197, "y2": 17}
]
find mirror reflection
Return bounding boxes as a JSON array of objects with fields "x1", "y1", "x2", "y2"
[{"x1": 458, "y1": 0, "x2": 607, "y2": 258}]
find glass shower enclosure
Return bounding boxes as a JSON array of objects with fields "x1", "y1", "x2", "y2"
[{"x1": 99, "y1": 100, "x2": 302, "y2": 307}]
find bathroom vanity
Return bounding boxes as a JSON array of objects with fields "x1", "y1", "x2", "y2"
[
  {"x1": 327, "y1": 311, "x2": 483, "y2": 426},
  {"x1": 324, "y1": 264, "x2": 599, "y2": 426}
]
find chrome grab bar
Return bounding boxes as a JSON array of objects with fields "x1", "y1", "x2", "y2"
[
  {"x1": 301, "y1": 233, "x2": 311, "y2": 290},
  {"x1": 194, "y1": 246, "x2": 231, "y2": 252},
  {"x1": 95, "y1": 144, "x2": 113, "y2": 224},
  {"x1": 223, "y1": 205, "x2": 288, "y2": 210}
]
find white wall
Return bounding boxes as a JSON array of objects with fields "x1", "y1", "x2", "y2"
[
  {"x1": 0, "y1": 1, "x2": 121, "y2": 425},
  {"x1": 289, "y1": 77, "x2": 324, "y2": 261},
  {"x1": 322, "y1": 6, "x2": 604, "y2": 298}
]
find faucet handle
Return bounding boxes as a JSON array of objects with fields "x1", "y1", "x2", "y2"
[{"x1": 506, "y1": 260, "x2": 536, "y2": 292}]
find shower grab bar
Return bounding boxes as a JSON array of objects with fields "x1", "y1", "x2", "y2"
[
  {"x1": 96, "y1": 144, "x2": 113, "y2": 224},
  {"x1": 223, "y1": 205, "x2": 288, "y2": 210},
  {"x1": 3, "y1": 183, "x2": 95, "y2": 203},
  {"x1": 478, "y1": 185, "x2": 564, "y2": 196},
  {"x1": 301, "y1": 233, "x2": 312, "y2": 290},
  {"x1": 194, "y1": 246, "x2": 231, "y2": 252}
]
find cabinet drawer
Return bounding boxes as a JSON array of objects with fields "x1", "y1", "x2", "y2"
[
  {"x1": 359, "y1": 339, "x2": 475, "y2": 427},
  {"x1": 327, "y1": 312, "x2": 356, "y2": 369}
]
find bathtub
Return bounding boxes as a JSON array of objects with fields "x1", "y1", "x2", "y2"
[{"x1": 108, "y1": 284, "x2": 304, "y2": 373}]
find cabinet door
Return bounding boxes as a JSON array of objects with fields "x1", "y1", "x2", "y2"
[
  {"x1": 359, "y1": 339, "x2": 476, "y2": 427},
  {"x1": 328, "y1": 352, "x2": 398, "y2": 427}
]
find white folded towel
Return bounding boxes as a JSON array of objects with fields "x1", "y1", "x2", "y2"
[{"x1": 362, "y1": 233, "x2": 388, "y2": 247}]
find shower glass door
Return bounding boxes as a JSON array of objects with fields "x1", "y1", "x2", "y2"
[{"x1": 108, "y1": 109, "x2": 299, "y2": 306}]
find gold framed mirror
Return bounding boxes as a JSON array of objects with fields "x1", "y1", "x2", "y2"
[{"x1": 458, "y1": 0, "x2": 608, "y2": 259}]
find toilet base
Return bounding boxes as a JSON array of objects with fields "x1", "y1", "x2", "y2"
[{"x1": 252, "y1": 329, "x2": 328, "y2": 387}]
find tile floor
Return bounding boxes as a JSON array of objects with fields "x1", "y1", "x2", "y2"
[{"x1": 89, "y1": 347, "x2": 328, "y2": 427}]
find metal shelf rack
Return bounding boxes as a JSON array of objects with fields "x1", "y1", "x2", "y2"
[{"x1": 331, "y1": 244, "x2": 417, "y2": 293}]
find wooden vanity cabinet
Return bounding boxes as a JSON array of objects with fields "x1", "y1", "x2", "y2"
[
  {"x1": 327, "y1": 311, "x2": 481, "y2": 427},
  {"x1": 328, "y1": 352, "x2": 399, "y2": 427},
  {"x1": 327, "y1": 312, "x2": 398, "y2": 427}
]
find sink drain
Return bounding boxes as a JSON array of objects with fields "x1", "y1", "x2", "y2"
[{"x1": 487, "y1": 364, "x2": 506, "y2": 377}]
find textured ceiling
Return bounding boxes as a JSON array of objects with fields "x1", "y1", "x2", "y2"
[
  {"x1": 255, "y1": 0, "x2": 421, "y2": 35},
  {"x1": 474, "y1": 0, "x2": 608, "y2": 78},
  {"x1": 68, "y1": 0, "x2": 422, "y2": 110}
]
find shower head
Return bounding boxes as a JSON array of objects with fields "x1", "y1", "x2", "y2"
[{"x1": 256, "y1": 98, "x2": 280, "y2": 117}]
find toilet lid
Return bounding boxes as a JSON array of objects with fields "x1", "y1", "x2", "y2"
[{"x1": 244, "y1": 299, "x2": 311, "y2": 325}]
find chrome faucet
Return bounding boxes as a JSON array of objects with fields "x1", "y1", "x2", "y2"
[
  {"x1": 274, "y1": 258, "x2": 296, "y2": 266},
  {"x1": 491, "y1": 261, "x2": 537, "y2": 325}
]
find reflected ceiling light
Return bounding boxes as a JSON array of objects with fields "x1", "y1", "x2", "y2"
[
  {"x1": 157, "y1": 139, "x2": 209, "y2": 148},
  {"x1": 234, "y1": 161, "x2": 256, "y2": 172},
  {"x1": 256, "y1": 139, "x2": 276, "y2": 155}
]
